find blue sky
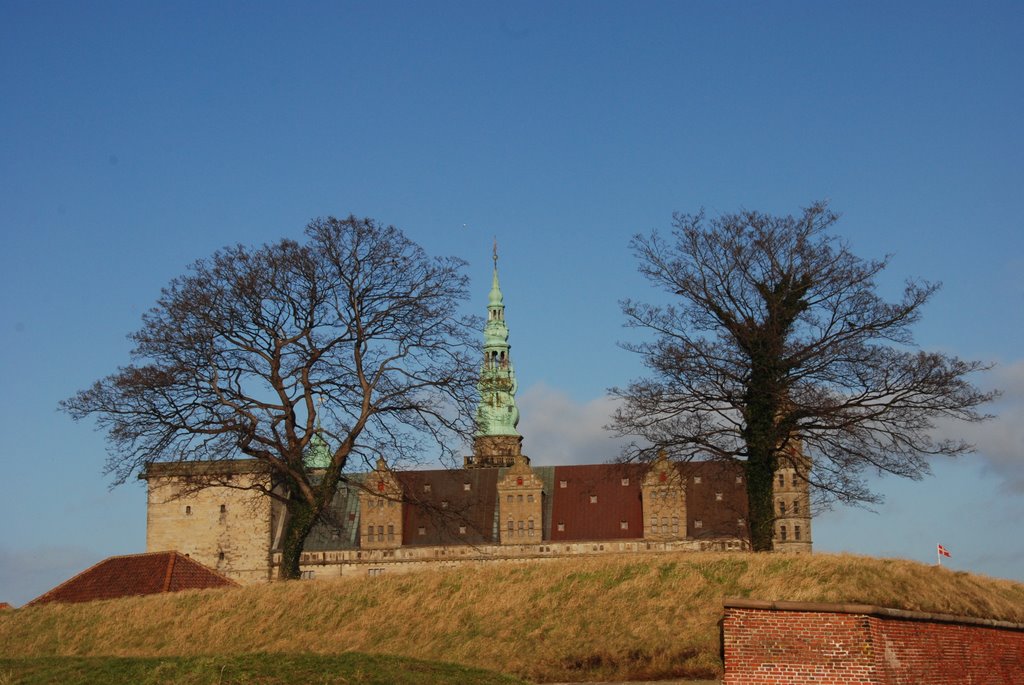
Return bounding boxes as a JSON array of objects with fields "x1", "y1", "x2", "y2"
[{"x1": 1, "y1": 1, "x2": 1022, "y2": 606}]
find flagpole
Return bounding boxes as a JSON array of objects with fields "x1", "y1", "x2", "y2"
[{"x1": 937, "y1": 544, "x2": 941, "y2": 566}]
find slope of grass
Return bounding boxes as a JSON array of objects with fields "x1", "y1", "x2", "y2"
[
  {"x1": 0, "y1": 653, "x2": 528, "y2": 685},
  {"x1": 2, "y1": 552, "x2": 1023, "y2": 682}
]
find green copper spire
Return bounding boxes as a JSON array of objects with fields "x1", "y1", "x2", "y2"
[
  {"x1": 304, "y1": 430, "x2": 332, "y2": 469},
  {"x1": 476, "y1": 242, "x2": 520, "y2": 437}
]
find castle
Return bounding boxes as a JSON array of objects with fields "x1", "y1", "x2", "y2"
[{"x1": 141, "y1": 250, "x2": 812, "y2": 583}]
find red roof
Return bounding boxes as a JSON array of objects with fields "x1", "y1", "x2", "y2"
[
  {"x1": 550, "y1": 464, "x2": 646, "y2": 541},
  {"x1": 26, "y1": 551, "x2": 237, "y2": 606}
]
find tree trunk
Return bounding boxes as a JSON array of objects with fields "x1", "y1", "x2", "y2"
[
  {"x1": 278, "y1": 496, "x2": 318, "y2": 580},
  {"x1": 743, "y1": 358, "x2": 781, "y2": 552},
  {"x1": 745, "y1": 454, "x2": 776, "y2": 551}
]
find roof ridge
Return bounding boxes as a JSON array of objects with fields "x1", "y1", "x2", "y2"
[{"x1": 162, "y1": 551, "x2": 177, "y2": 592}]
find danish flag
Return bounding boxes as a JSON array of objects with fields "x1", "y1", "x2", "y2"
[{"x1": 938, "y1": 544, "x2": 951, "y2": 558}]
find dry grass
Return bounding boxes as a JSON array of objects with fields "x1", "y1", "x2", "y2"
[{"x1": 2, "y1": 552, "x2": 1023, "y2": 682}]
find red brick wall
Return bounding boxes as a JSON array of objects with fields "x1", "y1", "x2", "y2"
[{"x1": 723, "y1": 600, "x2": 1024, "y2": 685}]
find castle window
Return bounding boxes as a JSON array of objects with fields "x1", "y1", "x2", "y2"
[
  {"x1": 367, "y1": 525, "x2": 373, "y2": 537},
  {"x1": 715, "y1": 492, "x2": 723, "y2": 501},
  {"x1": 185, "y1": 505, "x2": 192, "y2": 516},
  {"x1": 517, "y1": 494, "x2": 523, "y2": 503},
  {"x1": 736, "y1": 475, "x2": 743, "y2": 484},
  {"x1": 795, "y1": 525, "x2": 802, "y2": 540},
  {"x1": 620, "y1": 520, "x2": 628, "y2": 530},
  {"x1": 506, "y1": 494, "x2": 513, "y2": 503},
  {"x1": 418, "y1": 526, "x2": 426, "y2": 536},
  {"x1": 792, "y1": 473, "x2": 798, "y2": 487},
  {"x1": 377, "y1": 525, "x2": 384, "y2": 541},
  {"x1": 516, "y1": 477, "x2": 523, "y2": 486},
  {"x1": 589, "y1": 495, "x2": 598, "y2": 504},
  {"x1": 650, "y1": 516, "x2": 657, "y2": 528},
  {"x1": 661, "y1": 522, "x2": 668, "y2": 534},
  {"x1": 621, "y1": 477, "x2": 629, "y2": 486},
  {"x1": 507, "y1": 519, "x2": 514, "y2": 532},
  {"x1": 220, "y1": 504, "x2": 227, "y2": 513},
  {"x1": 218, "y1": 551, "x2": 225, "y2": 562},
  {"x1": 557, "y1": 522, "x2": 565, "y2": 532},
  {"x1": 463, "y1": 482, "x2": 471, "y2": 491},
  {"x1": 694, "y1": 519, "x2": 703, "y2": 529},
  {"x1": 459, "y1": 525, "x2": 466, "y2": 535},
  {"x1": 778, "y1": 474, "x2": 785, "y2": 487},
  {"x1": 387, "y1": 525, "x2": 394, "y2": 542},
  {"x1": 780, "y1": 525, "x2": 788, "y2": 541},
  {"x1": 693, "y1": 476, "x2": 701, "y2": 484},
  {"x1": 527, "y1": 494, "x2": 534, "y2": 503},
  {"x1": 559, "y1": 480, "x2": 567, "y2": 488},
  {"x1": 377, "y1": 481, "x2": 385, "y2": 492},
  {"x1": 528, "y1": 518, "x2": 535, "y2": 535},
  {"x1": 423, "y1": 484, "x2": 431, "y2": 493},
  {"x1": 779, "y1": 500, "x2": 786, "y2": 515},
  {"x1": 518, "y1": 520, "x2": 524, "y2": 531},
  {"x1": 793, "y1": 500, "x2": 800, "y2": 514}
]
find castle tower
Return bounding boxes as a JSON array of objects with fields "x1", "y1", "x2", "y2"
[
  {"x1": 773, "y1": 442, "x2": 812, "y2": 553},
  {"x1": 467, "y1": 242, "x2": 526, "y2": 468}
]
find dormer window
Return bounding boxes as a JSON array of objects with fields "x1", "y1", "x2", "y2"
[
  {"x1": 516, "y1": 476, "x2": 523, "y2": 486},
  {"x1": 423, "y1": 483, "x2": 431, "y2": 493},
  {"x1": 589, "y1": 495, "x2": 598, "y2": 504},
  {"x1": 559, "y1": 480, "x2": 567, "y2": 488},
  {"x1": 621, "y1": 478, "x2": 629, "y2": 486}
]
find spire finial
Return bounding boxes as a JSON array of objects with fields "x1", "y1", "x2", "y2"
[{"x1": 492, "y1": 237, "x2": 498, "y2": 268}]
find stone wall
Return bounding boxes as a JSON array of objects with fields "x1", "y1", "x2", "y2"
[
  {"x1": 143, "y1": 466, "x2": 274, "y2": 584},
  {"x1": 285, "y1": 536, "x2": 749, "y2": 580},
  {"x1": 722, "y1": 599, "x2": 1024, "y2": 684}
]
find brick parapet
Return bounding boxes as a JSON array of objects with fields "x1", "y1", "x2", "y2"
[{"x1": 722, "y1": 599, "x2": 1024, "y2": 685}]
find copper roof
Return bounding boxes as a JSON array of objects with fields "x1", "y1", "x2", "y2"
[
  {"x1": 679, "y1": 461, "x2": 749, "y2": 538},
  {"x1": 398, "y1": 469, "x2": 500, "y2": 546},
  {"x1": 549, "y1": 464, "x2": 646, "y2": 541},
  {"x1": 26, "y1": 551, "x2": 237, "y2": 606}
]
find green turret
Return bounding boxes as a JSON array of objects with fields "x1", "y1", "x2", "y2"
[
  {"x1": 304, "y1": 430, "x2": 333, "y2": 470},
  {"x1": 469, "y1": 242, "x2": 527, "y2": 467}
]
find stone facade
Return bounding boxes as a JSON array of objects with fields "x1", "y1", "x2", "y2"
[
  {"x1": 773, "y1": 445, "x2": 813, "y2": 553},
  {"x1": 358, "y1": 458, "x2": 404, "y2": 550},
  {"x1": 497, "y1": 457, "x2": 544, "y2": 543},
  {"x1": 641, "y1": 452, "x2": 687, "y2": 540},
  {"x1": 142, "y1": 462, "x2": 278, "y2": 584}
]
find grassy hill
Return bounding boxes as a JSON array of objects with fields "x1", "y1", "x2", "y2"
[{"x1": 2, "y1": 552, "x2": 1023, "y2": 682}]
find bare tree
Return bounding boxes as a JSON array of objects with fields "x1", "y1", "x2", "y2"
[
  {"x1": 609, "y1": 202, "x2": 995, "y2": 551},
  {"x1": 62, "y1": 216, "x2": 479, "y2": 578}
]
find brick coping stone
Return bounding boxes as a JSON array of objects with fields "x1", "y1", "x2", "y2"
[{"x1": 723, "y1": 598, "x2": 1024, "y2": 631}]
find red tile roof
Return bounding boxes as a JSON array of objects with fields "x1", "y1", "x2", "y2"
[{"x1": 26, "y1": 551, "x2": 237, "y2": 606}]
